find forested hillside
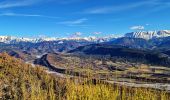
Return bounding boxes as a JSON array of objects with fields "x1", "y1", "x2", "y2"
[
  {"x1": 0, "y1": 53, "x2": 61, "y2": 99},
  {"x1": 0, "y1": 53, "x2": 170, "y2": 100}
]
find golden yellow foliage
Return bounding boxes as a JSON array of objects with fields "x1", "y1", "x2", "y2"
[{"x1": 0, "y1": 53, "x2": 170, "y2": 100}]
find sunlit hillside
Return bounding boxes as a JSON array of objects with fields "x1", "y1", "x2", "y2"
[{"x1": 0, "y1": 53, "x2": 170, "y2": 100}]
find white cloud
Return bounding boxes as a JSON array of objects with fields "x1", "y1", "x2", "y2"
[
  {"x1": 58, "y1": 18, "x2": 90, "y2": 28},
  {"x1": 59, "y1": 18, "x2": 88, "y2": 25},
  {"x1": 83, "y1": 0, "x2": 170, "y2": 14},
  {"x1": 0, "y1": 12, "x2": 58, "y2": 19},
  {"x1": 70, "y1": 32, "x2": 82, "y2": 38},
  {"x1": 0, "y1": 0, "x2": 42, "y2": 9},
  {"x1": 0, "y1": 0, "x2": 87, "y2": 9},
  {"x1": 74, "y1": 32, "x2": 82, "y2": 36},
  {"x1": 145, "y1": 24, "x2": 150, "y2": 26},
  {"x1": 130, "y1": 26, "x2": 145, "y2": 30},
  {"x1": 83, "y1": 1, "x2": 152, "y2": 14},
  {"x1": 93, "y1": 32, "x2": 102, "y2": 35},
  {"x1": 56, "y1": 0, "x2": 85, "y2": 4},
  {"x1": 0, "y1": 12, "x2": 40, "y2": 17}
]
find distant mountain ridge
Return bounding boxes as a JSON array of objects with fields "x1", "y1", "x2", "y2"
[
  {"x1": 1, "y1": 30, "x2": 170, "y2": 59},
  {"x1": 2, "y1": 30, "x2": 170, "y2": 70},
  {"x1": 68, "y1": 44, "x2": 170, "y2": 67},
  {"x1": 125, "y1": 30, "x2": 170, "y2": 40},
  {"x1": 1, "y1": 30, "x2": 170, "y2": 44},
  {"x1": 0, "y1": 36, "x2": 116, "y2": 44}
]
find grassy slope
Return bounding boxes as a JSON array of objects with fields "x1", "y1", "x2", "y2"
[{"x1": 0, "y1": 53, "x2": 59, "y2": 99}]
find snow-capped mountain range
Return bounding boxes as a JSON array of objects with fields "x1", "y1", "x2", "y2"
[
  {"x1": 0, "y1": 35, "x2": 117, "y2": 44},
  {"x1": 1, "y1": 30, "x2": 170, "y2": 43},
  {"x1": 125, "y1": 30, "x2": 170, "y2": 40}
]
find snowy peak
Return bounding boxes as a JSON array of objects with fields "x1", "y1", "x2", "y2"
[
  {"x1": 1, "y1": 30, "x2": 170, "y2": 44},
  {"x1": 125, "y1": 30, "x2": 170, "y2": 40},
  {"x1": 0, "y1": 36, "x2": 13, "y2": 43},
  {"x1": 0, "y1": 36, "x2": 117, "y2": 44},
  {"x1": 0, "y1": 36, "x2": 37, "y2": 43}
]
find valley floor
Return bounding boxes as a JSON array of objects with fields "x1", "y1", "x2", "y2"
[{"x1": 33, "y1": 53, "x2": 170, "y2": 92}]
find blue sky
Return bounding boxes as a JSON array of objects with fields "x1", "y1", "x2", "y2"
[{"x1": 0, "y1": 0, "x2": 170, "y2": 38}]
